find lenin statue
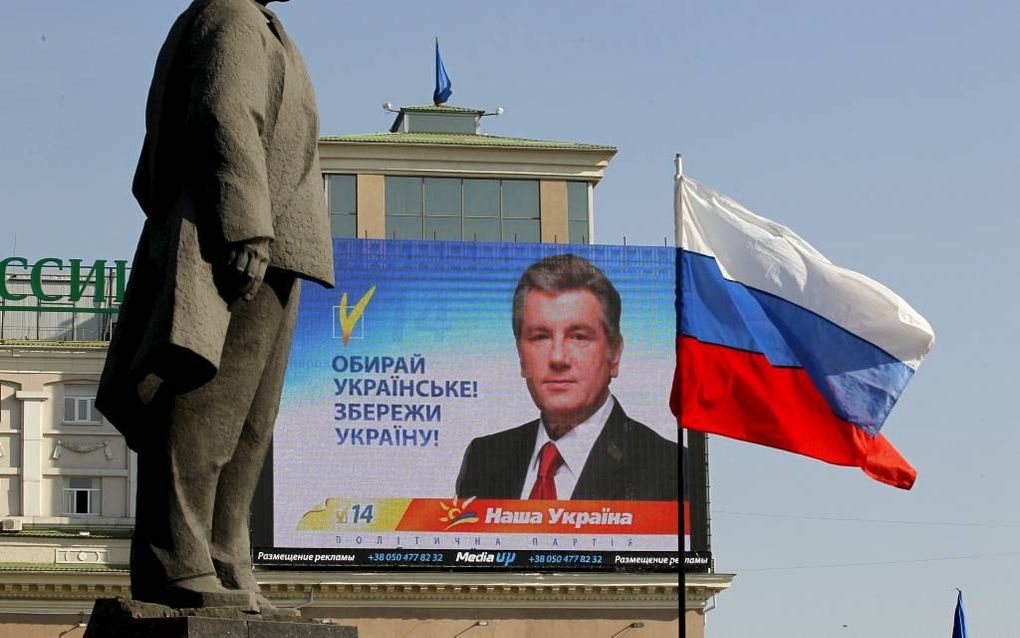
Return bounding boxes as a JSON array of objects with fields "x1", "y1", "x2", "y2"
[{"x1": 96, "y1": 0, "x2": 334, "y2": 613}]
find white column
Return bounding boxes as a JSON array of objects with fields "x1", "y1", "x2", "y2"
[{"x1": 16, "y1": 391, "x2": 47, "y2": 518}]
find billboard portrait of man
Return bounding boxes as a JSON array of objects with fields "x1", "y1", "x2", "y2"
[{"x1": 456, "y1": 253, "x2": 678, "y2": 501}]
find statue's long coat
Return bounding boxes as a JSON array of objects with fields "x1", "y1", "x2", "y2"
[{"x1": 97, "y1": 0, "x2": 334, "y2": 448}]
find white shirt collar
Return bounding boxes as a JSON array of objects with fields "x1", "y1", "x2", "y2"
[{"x1": 528, "y1": 394, "x2": 615, "y2": 484}]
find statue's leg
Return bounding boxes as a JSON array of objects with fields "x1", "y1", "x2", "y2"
[
  {"x1": 211, "y1": 273, "x2": 299, "y2": 607},
  {"x1": 131, "y1": 391, "x2": 258, "y2": 609},
  {"x1": 130, "y1": 271, "x2": 293, "y2": 609},
  {"x1": 131, "y1": 430, "x2": 171, "y2": 604}
]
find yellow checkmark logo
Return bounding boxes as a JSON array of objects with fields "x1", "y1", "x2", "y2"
[{"x1": 338, "y1": 285, "x2": 376, "y2": 345}]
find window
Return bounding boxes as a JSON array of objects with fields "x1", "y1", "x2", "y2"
[
  {"x1": 384, "y1": 176, "x2": 423, "y2": 240},
  {"x1": 64, "y1": 385, "x2": 100, "y2": 424},
  {"x1": 424, "y1": 178, "x2": 462, "y2": 240},
  {"x1": 500, "y1": 181, "x2": 540, "y2": 243},
  {"x1": 63, "y1": 477, "x2": 101, "y2": 515},
  {"x1": 385, "y1": 177, "x2": 541, "y2": 242},
  {"x1": 567, "y1": 181, "x2": 590, "y2": 244},
  {"x1": 327, "y1": 174, "x2": 357, "y2": 238}
]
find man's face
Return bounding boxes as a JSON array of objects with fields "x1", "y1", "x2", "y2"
[{"x1": 517, "y1": 288, "x2": 622, "y2": 437}]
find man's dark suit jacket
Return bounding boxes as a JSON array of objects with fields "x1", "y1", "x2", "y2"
[{"x1": 456, "y1": 400, "x2": 678, "y2": 501}]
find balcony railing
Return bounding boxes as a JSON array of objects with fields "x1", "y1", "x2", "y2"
[{"x1": 1, "y1": 265, "x2": 125, "y2": 343}]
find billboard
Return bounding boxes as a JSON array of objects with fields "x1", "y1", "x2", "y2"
[{"x1": 259, "y1": 239, "x2": 680, "y2": 571}]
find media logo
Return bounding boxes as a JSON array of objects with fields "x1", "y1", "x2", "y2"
[
  {"x1": 438, "y1": 496, "x2": 479, "y2": 530},
  {"x1": 334, "y1": 285, "x2": 376, "y2": 345}
]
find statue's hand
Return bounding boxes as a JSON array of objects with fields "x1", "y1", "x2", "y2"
[{"x1": 226, "y1": 237, "x2": 271, "y2": 302}]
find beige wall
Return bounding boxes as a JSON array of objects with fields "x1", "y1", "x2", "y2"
[
  {"x1": 0, "y1": 536, "x2": 130, "y2": 566},
  {"x1": 101, "y1": 478, "x2": 128, "y2": 518},
  {"x1": 0, "y1": 358, "x2": 135, "y2": 524},
  {"x1": 0, "y1": 382, "x2": 20, "y2": 430},
  {"x1": 0, "y1": 477, "x2": 18, "y2": 517},
  {"x1": 539, "y1": 180, "x2": 569, "y2": 244},
  {"x1": 313, "y1": 616, "x2": 679, "y2": 638},
  {"x1": 0, "y1": 434, "x2": 18, "y2": 469},
  {"x1": 356, "y1": 174, "x2": 386, "y2": 239},
  {"x1": 0, "y1": 380, "x2": 21, "y2": 516},
  {"x1": 685, "y1": 610, "x2": 705, "y2": 638},
  {"x1": 0, "y1": 618, "x2": 86, "y2": 638}
]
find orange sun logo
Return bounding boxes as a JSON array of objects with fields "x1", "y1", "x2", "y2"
[{"x1": 438, "y1": 496, "x2": 479, "y2": 530}]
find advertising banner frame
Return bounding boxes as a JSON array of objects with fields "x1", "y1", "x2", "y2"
[{"x1": 254, "y1": 238, "x2": 680, "y2": 573}]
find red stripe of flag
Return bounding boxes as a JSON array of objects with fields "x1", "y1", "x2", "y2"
[{"x1": 673, "y1": 336, "x2": 916, "y2": 489}]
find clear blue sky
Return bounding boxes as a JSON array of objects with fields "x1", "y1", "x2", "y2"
[{"x1": 2, "y1": 1, "x2": 1017, "y2": 635}]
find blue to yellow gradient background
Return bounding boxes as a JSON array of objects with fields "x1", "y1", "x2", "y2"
[{"x1": 273, "y1": 239, "x2": 678, "y2": 546}]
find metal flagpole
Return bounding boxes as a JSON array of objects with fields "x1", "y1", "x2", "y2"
[
  {"x1": 675, "y1": 154, "x2": 684, "y2": 246},
  {"x1": 676, "y1": 155, "x2": 712, "y2": 559}
]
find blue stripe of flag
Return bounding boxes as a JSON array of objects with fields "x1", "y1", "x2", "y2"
[{"x1": 680, "y1": 250, "x2": 915, "y2": 435}]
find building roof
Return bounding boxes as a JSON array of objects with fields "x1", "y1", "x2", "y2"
[
  {"x1": 328, "y1": 102, "x2": 617, "y2": 154},
  {"x1": 400, "y1": 104, "x2": 486, "y2": 114},
  {"x1": 320, "y1": 132, "x2": 616, "y2": 151}
]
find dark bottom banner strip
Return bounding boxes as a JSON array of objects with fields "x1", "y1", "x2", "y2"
[
  {"x1": 684, "y1": 551, "x2": 712, "y2": 572},
  {"x1": 254, "y1": 547, "x2": 680, "y2": 572}
]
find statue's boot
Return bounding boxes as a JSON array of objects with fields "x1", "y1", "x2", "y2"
[
  {"x1": 164, "y1": 574, "x2": 258, "y2": 611},
  {"x1": 213, "y1": 559, "x2": 300, "y2": 617},
  {"x1": 254, "y1": 593, "x2": 301, "y2": 618}
]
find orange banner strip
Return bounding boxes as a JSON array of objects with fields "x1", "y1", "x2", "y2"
[{"x1": 396, "y1": 498, "x2": 678, "y2": 535}]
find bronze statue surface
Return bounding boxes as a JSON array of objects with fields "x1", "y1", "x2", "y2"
[{"x1": 96, "y1": 0, "x2": 333, "y2": 614}]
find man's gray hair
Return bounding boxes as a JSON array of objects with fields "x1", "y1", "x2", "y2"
[{"x1": 512, "y1": 253, "x2": 622, "y2": 344}]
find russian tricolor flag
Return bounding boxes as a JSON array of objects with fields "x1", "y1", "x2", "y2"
[{"x1": 672, "y1": 174, "x2": 934, "y2": 489}]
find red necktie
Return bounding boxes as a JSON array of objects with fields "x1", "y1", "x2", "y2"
[{"x1": 529, "y1": 442, "x2": 564, "y2": 500}]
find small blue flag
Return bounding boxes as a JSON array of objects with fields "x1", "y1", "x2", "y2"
[
  {"x1": 433, "y1": 38, "x2": 452, "y2": 106},
  {"x1": 953, "y1": 589, "x2": 968, "y2": 638}
]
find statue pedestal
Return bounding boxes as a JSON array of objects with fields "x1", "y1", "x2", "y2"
[{"x1": 83, "y1": 597, "x2": 358, "y2": 638}]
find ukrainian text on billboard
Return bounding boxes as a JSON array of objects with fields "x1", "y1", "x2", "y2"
[{"x1": 266, "y1": 239, "x2": 680, "y2": 571}]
